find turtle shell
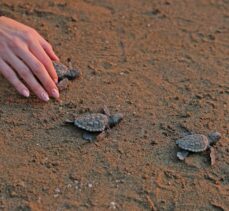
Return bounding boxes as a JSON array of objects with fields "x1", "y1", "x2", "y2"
[
  {"x1": 176, "y1": 134, "x2": 209, "y2": 152},
  {"x1": 53, "y1": 61, "x2": 80, "y2": 81},
  {"x1": 74, "y1": 113, "x2": 109, "y2": 132},
  {"x1": 53, "y1": 62, "x2": 69, "y2": 81}
]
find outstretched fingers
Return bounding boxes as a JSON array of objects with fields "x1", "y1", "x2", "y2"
[
  {"x1": 15, "y1": 46, "x2": 59, "y2": 99},
  {"x1": 40, "y1": 38, "x2": 59, "y2": 62},
  {"x1": 30, "y1": 41, "x2": 58, "y2": 83},
  {"x1": 0, "y1": 59, "x2": 30, "y2": 97},
  {"x1": 3, "y1": 51, "x2": 50, "y2": 101}
]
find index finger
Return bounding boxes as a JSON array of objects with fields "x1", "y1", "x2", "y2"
[
  {"x1": 40, "y1": 38, "x2": 59, "y2": 62},
  {"x1": 30, "y1": 42, "x2": 58, "y2": 83}
]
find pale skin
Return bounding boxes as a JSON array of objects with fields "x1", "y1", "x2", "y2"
[{"x1": 0, "y1": 16, "x2": 60, "y2": 101}]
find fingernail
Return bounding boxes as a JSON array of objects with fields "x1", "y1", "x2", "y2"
[
  {"x1": 51, "y1": 88, "x2": 59, "y2": 99},
  {"x1": 22, "y1": 89, "x2": 30, "y2": 97},
  {"x1": 41, "y1": 92, "x2": 49, "y2": 101},
  {"x1": 54, "y1": 78, "x2": 58, "y2": 84},
  {"x1": 55, "y1": 55, "x2": 60, "y2": 61}
]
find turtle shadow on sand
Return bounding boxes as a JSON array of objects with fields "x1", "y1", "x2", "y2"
[
  {"x1": 65, "y1": 106, "x2": 124, "y2": 142},
  {"x1": 65, "y1": 126, "x2": 103, "y2": 143}
]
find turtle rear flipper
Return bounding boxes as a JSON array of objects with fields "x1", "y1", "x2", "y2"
[
  {"x1": 177, "y1": 150, "x2": 189, "y2": 160},
  {"x1": 65, "y1": 119, "x2": 75, "y2": 124},
  {"x1": 83, "y1": 132, "x2": 96, "y2": 142},
  {"x1": 83, "y1": 131, "x2": 106, "y2": 142}
]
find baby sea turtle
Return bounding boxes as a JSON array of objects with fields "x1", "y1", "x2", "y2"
[
  {"x1": 176, "y1": 132, "x2": 221, "y2": 165},
  {"x1": 53, "y1": 61, "x2": 80, "y2": 90},
  {"x1": 66, "y1": 107, "x2": 124, "y2": 141}
]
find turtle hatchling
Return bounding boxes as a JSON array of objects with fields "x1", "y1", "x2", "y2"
[
  {"x1": 53, "y1": 61, "x2": 80, "y2": 90},
  {"x1": 66, "y1": 107, "x2": 123, "y2": 141},
  {"x1": 176, "y1": 131, "x2": 221, "y2": 165}
]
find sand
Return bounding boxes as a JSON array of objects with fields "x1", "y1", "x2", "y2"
[{"x1": 0, "y1": 0, "x2": 228, "y2": 210}]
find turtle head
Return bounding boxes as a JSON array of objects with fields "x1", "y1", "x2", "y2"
[
  {"x1": 208, "y1": 132, "x2": 221, "y2": 145},
  {"x1": 108, "y1": 113, "x2": 124, "y2": 127},
  {"x1": 65, "y1": 69, "x2": 81, "y2": 80}
]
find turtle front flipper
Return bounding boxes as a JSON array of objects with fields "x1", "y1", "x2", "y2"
[
  {"x1": 101, "y1": 106, "x2": 111, "y2": 116},
  {"x1": 57, "y1": 78, "x2": 69, "y2": 91},
  {"x1": 209, "y1": 147, "x2": 216, "y2": 165},
  {"x1": 177, "y1": 150, "x2": 189, "y2": 160}
]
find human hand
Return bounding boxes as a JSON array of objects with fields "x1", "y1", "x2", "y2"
[{"x1": 0, "y1": 16, "x2": 60, "y2": 101}]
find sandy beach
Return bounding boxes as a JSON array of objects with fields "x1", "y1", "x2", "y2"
[{"x1": 0, "y1": 0, "x2": 228, "y2": 210}]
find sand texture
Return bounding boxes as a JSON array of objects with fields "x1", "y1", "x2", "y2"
[{"x1": 0, "y1": 0, "x2": 228, "y2": 210}]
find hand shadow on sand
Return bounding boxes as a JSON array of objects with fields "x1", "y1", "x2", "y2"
[{"x1": 0, "y1": 76, "x2": 49, "y2": 104}]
